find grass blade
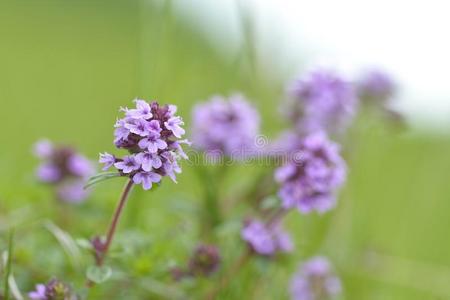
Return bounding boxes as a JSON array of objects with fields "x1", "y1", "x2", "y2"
[{"x1": 43, "y1": 221, "x2": 82, "y2": 269}]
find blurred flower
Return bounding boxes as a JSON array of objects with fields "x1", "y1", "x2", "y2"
[
  {"x1": 285, "y1": 69, "x2": 358, "y2": 135},
  {"x1": 33, "y1": 140, "x2": 94, "y2": 203},
  {"x1": 101, "y1": 99, "x2": 189, "y2": 190},
  {"x1": 28, "y1": 279, "x2": 78, "y2": 300},
  {"x1": 170, "y1": 244, "x2": 221, "y2": 281},
  {"x1": 188, "y1": 244, "x2": 221, "y2": 276},
  {"x1": 275, "y1": 132, "x2": 346, "y2": 214},
  {"x1": 356, "y1": 69, "x2": 395, "y2": 105},
  {"x1": 56, "y1": 180, "x2": 90, "y2": 203},
  {"x1": 191, "y1": 94, "x2": 260, "y2": 157},
  {"x1": 241, "y1": 219, "x2": 293, "y2": 256},
  {"x1": 28, "y1": 284, "x2": 47, "y2": 300},
  {"x1": 290, "y1": 257, "x2": 341, "y2": 300}
]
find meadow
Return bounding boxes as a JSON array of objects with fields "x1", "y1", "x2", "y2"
[{"x1": 1, "y1": 1, "x2": 450, "y2": 299}]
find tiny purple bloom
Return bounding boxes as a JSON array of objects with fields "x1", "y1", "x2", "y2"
[
  {"x1": 148, "y1": 119, "x2": 162, "y2": 134},
  {"x1": 286, "y1": 69, "x2": 358, "y2": 135},
  {"x1": 290, "y1": 257, "x2": 341, "y2": 300},
  {"x1": 28, "y1": 284, "x2": 47, "y2": 300},
  {"x1": 114, "y1": 155, "x2": 140, "y2": 174},
  {"x1": 133, "y1": 171, "x2": 162, "y2": 190},
  {"x1": 124, "y1": 118, "x2": 152, "y2": 137},
  {"x1": 114, "y1": 119, "x2": 130, "y2": 142},
  {"x1": 191, "y1": 94, "x2": 260, "y2": 156},
  {"x1": 33, "y1": 141, "x2": 94, "y2": 203},
  {"x1": 135, "y1": 151, "x2": 162, "y2": 171},
  {"x1": 33, "y1": 139, "x2": 53, "y2": 158},
  {"x1": 67, "y1": 154, "x2": 94, "y2": 177},
  {"x1": 126, "y1": 99, "x2": 153, "y2": 119},
  {"x1": 165, "y1": 116, "x2": 185, "y2": 138},
  {"x1": 163, "y1": 159, "x2": 181, "y2": 183},
  {"x1": 241, "y1": 220, "x2": 293, "y2": 256},
  {"x1": 36, "y1": 163, "x2": 61, "y2": 183},
  {"x1": 57, "y1": 180, "x2": 90, "y2": 204},
  {"x1": 275, "y1": 131, "x2": 346, "y2": 214},
  {"x1": 356, "y1": 68, "x2": 395, "y2": 104},
  {"x1": 138, "y1": 134, "x2": 168, "y2": 153},
  {"x1": 99, "y1": 152, "x2": 116, "y2": 171}
]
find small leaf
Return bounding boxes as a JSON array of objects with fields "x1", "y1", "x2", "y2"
[
  {"x1": 86, "y1": 265, "x2": 112, "y2": 284},
  {"x1": 84, "y1": 172, "x2": 122, "y2": 189},
  {"x1": 76, "y1": 238, "x2": 93, "y2": 250},
  {"x1": 43, "y1": 221, "x2": 81, "y2": 269}
]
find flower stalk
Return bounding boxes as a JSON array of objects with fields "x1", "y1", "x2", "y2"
[{"x1": 94, "y1": 179, "x2": 134, "y2": 267}]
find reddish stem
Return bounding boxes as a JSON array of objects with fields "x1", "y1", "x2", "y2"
[{"x1": 97, "y1": 179, "x2": 134, "y2": 266}]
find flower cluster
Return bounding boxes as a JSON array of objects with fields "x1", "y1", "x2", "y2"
[
  {"x1": 34, "y1": 140, "x2": 94, "y2": 203},
  {"x1": 188, "y1": 244, "x2": 221, "y2": 276},
  {"x1": 275, "y1": 132, "x2": 346, "y2": 214},
  {"x1": 28, "y1": 279, "x2": 78, "y2": 300},
  {"x1": 290, "y1": 257, "x2": 341, "y2": 300},
  {"x1": 191, "y1": 94, "x2": 260, "y2": 157},
  {"x1": 171, "y1": 244, "x2": 221, "y2": 280},
  {"x1": 286, "y1": 69, "x2": 358, "y2": 135},
  {"x1": 241, "y1": 219, "x2": 293, "y2": 256},
  {"x1": 100, "y1": 99, "x2": 189, "y2": 190},
  {"x1": 356, "y1": 69, "x2": 396, "y2": 105}
]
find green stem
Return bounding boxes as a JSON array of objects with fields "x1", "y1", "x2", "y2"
[{"x1": 195, "y1": 166, "x2": 224, "y2": 236}]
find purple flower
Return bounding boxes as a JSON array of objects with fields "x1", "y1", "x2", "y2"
[
  {"x1": 286, "y1": 69, "x2": 358, "y2": 135},
  {"x1": 114, "y1": 119, "x2": 130, "y2": 142},
  {"x1": 290, "y1": 257, "x2": 341, "y2": 300},
  {"x1": 28, "y1": 284, "x2": 47, "y2": 300},
  {"x1": 101, "y1": 100, "x2": 189, "y2": 190},
  {"x1": 36, "y1": 163, "x2": 61, "y2": 183},
  {"x1": 124, "y1": 118, "x2": 152, "y2": 137},
  {"x1": 67, "y1": 154, "x2": 94, "y2": 177},
  {"x1": 33, "y1": 139, "x2": 53, "y2": 158},
  {"x1": 33, "y1": 141, "x2": 94, "y2": 203},
  {"x1": 126, "y1": 99, "x2": 153, "y2": 119},
  {"x1": 57, "y1": 180, "x2": 89, "y2": 204},
  {"x1": 99, "y1": 152, "x2": 116, "y2": 171},
  {"x1": 162, "y1": 159, "x2": 181, "y2": 183},
  {"x1": 114, "y1": 155, "x2": 140, "y2": 174},
  {"x1": 135, "y1": 151, "x2": 162, "y2": 171},
  {"x1": 275, "y1": 131, "x2": 346, "y2": 214},
  {"x1": 191, "y1": 94, "x2": 260, "y2": 156},
  {"x1": 132, "y1": 171, "x2": 161, "y2": 190},
  {"x1": 138, "y1": 133, "x2": 168, "y2": 153},
  {"x1": 356, "y1": 69, "x2": 395, "y2": 104},
  {"x1": 28, "y1": 279, "x2": 77, "y2": 300},
  {"x1": 165, "y1": 116, "x2": 185, "y2": 138},
  {"x1": 241, "y1": 219, "x2": 293, "y2": 256}
]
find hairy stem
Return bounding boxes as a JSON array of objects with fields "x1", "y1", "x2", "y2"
[{"x1": 97, "y1": 179, "x2": 134, "y2": 266}]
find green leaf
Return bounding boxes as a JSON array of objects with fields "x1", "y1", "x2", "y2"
[
  {"x1": 86, "y1": 265, "x2": 112, "y2": 284},
  {"x1": 43, "y1": 221, "x2": 82, "y2": 269},
  {"x1": 84, "y1": 172, "x2": 122, "y2": 189},
  {"x1": 75, "y1": 238, "x2": 93, "y2": 250}
]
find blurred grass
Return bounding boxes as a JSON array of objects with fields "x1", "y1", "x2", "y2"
[{"x1": 1, "y1": 1, "x2": 450, "y2": 299}]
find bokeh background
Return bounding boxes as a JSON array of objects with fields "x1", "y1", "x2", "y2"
[{"x1": 1, "y1": 1, "x2": 450, "y2": 299}]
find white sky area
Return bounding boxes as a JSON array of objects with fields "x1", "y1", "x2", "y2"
[{"x1": 171, "y1": 0, "x2": 450, "y2": 130}]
